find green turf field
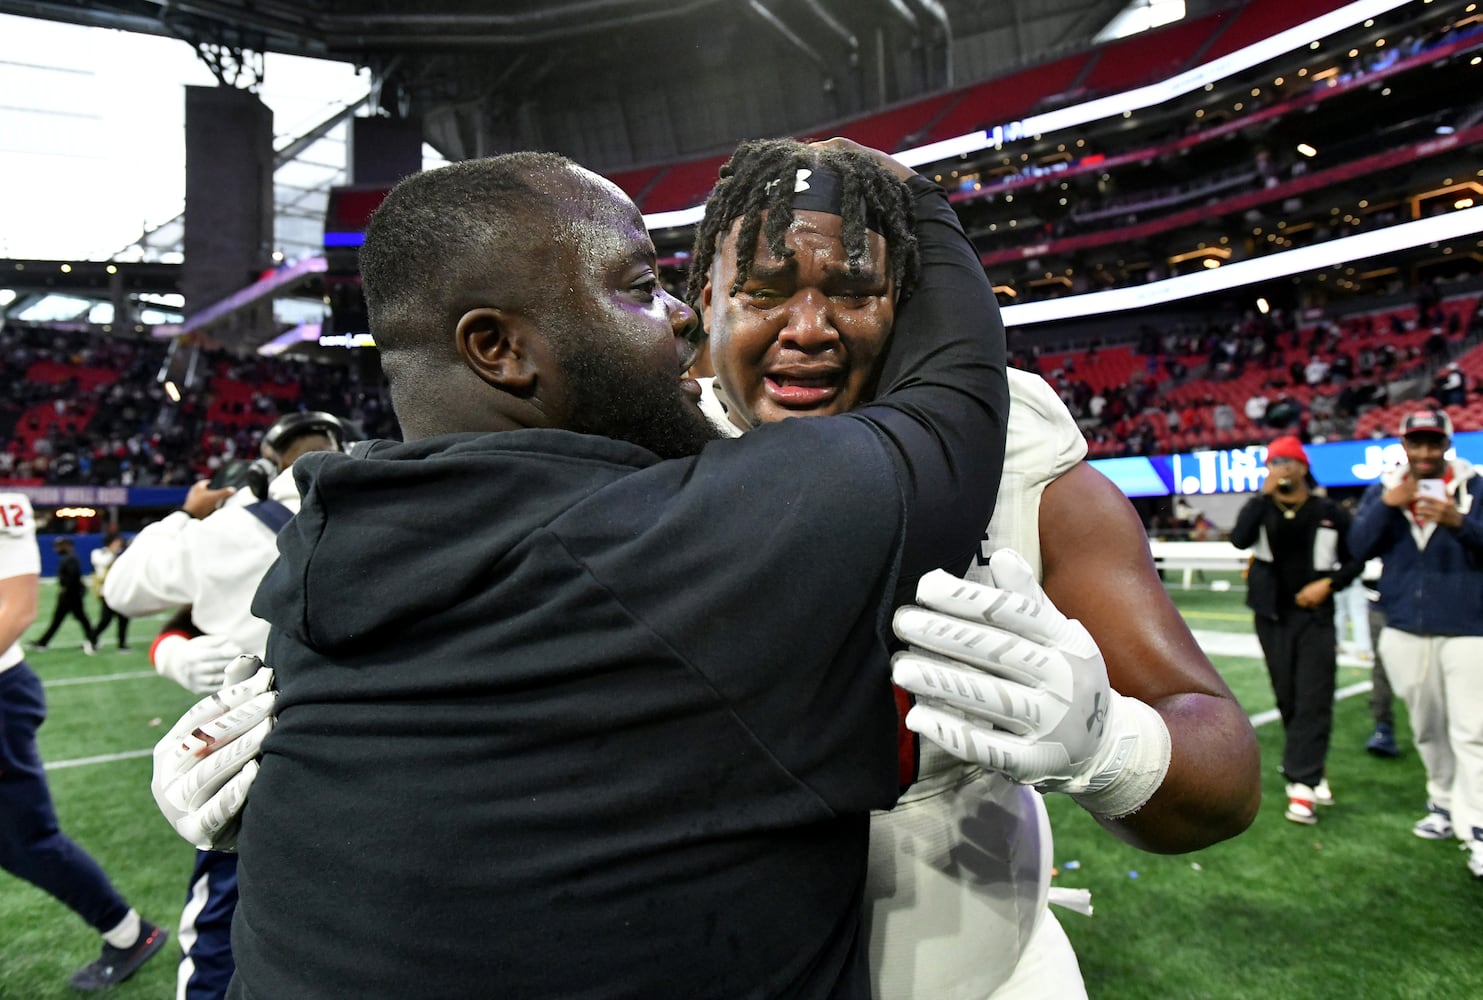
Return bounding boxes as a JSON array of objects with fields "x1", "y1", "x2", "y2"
[{"x1": 3, "y1": 580, "x2": 1475, "y2": 998}]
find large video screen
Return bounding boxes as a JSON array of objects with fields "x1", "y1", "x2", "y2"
[{"x1": 1090, "y1": 431, "x2": 1483, "y2": 497}]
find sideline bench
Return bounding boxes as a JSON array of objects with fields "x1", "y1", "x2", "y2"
[{"x1": 1147, "y1": 539, "x2": 1250, "y2": 589}]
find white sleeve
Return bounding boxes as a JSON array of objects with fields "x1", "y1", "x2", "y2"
[
  {"x1": 102, "y1": 510, "x2": 200, "y2": 616},
  {"x1": 105, "y1": 505, "x2": 282, "y2": 658},
  {"x1": 0, "y1": 494, "x2": 41, "y2": 582},
  {"x1": 1005, "y1": 369, "x2": 1087, "y2": 480},
  {"x1": 971, "y1": 372, "x2": 1088, "y2": 583}
]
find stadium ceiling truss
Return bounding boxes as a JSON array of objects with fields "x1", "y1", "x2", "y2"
[{"x1": 0, "y1": 0, "x2": 1136, "y2": 166}]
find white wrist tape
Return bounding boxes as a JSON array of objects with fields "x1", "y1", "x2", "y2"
[{"x1": 1048, "y1": 691, "x2": 1172, "y2": 820}]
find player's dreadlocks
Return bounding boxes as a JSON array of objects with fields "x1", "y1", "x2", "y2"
[{"x1": 684, "y1": 138, "x2": 919, "y2": 309}]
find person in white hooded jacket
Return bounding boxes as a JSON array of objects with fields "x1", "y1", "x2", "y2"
[{"x1": 102, "y1": 411, "x2": 346, "y2": 1000}]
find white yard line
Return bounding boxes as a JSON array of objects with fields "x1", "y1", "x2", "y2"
[
  {"x1": 45, "y1": 748, "x2": 153, "y2": 771},
  {"x1": 1247, "y1": 680, "x2": 1373, "y2": 727},
  {"x1": 38, "y1": 634, "x2": 1378, "y2": 770},
  {"x1": 43, "y1": 671, "x2": 158, "y2": 687}
]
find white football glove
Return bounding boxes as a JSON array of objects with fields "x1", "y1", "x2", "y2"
[
  {"x1": 152, "y1": 660, "x2": 276, "y2": 851},
  {"x1": 892, "y1": 549, "x2": 1171, "y2": 820},
  {"x1": 152, "y1": 633, "x2": 243, "y2": 694}
]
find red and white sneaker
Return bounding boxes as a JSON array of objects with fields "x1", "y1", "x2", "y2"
[{"x1": 1285, "y1": 783, "x2": 1318, "y2": 825}]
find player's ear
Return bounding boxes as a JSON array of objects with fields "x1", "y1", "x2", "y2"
[{"x1": 455, "y1": 307, "x2": 538, "y2": 391}]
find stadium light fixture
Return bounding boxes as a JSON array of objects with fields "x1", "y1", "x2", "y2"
[
  {"x1": 1257, "y1": 297, "x2": 1270, "y2": 314},
  {"x1": 1297, "y1": 143, "x2": 1318, "y2": 157}
]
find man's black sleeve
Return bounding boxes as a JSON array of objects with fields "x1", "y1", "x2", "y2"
[
  {"x1": 852, "y1": 175, "x2": 1009, "y2": 578},
  {"x1": 1229, "y1": 498, "x2": 1267, "y2": 549}
]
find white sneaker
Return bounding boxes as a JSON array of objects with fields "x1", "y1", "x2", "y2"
[
  {"x1": 1285, "y1": 783, "x2": 1318, "y2": 825},
  {"x1": 1413, "y1": 806, "x2": 1453, "y2": 840},
  {"x1": 1314, "y1": 778, "x2": 1334, "y2": 806},
  {"x1": 1467, "y1": 841, "x2": 1483, "y2": 879},
  {"x1": 81, "y1": 639, "x2": 96, "y2": 656}
]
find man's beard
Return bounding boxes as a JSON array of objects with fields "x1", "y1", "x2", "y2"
[{"x1": 553, "y1": 335, "x2": 722, "y2": 461}]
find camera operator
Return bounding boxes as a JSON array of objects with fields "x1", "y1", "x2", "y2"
[
  {"x1": 1230, "y1": 435, "x2": 1363, "y2": 827},
  {"x1": 101, "y1": 410, "x2": 349, "y2": 1000}
]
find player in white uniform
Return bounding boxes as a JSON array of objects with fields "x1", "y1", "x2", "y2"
[
  {"x1": 150, "y1": 139, "x2": 1260, "y2": 997},
  {"x1": 701, "y1": 370, "x2": 1084, "y2": 995},
  {"x1": 0, "y1": 492, "x2": 169, "y2": 990},
  {"x1": 103, "y1": 412, "x2": 346, "y2": 1000}
]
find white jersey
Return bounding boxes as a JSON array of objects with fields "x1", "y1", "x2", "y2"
[
  {"x1": 0, "y1": 493, "x2": 42, "y2": 673},
  {"x1": 699, "y1": 372, "x2": 1089, "y2": 998},
  {"x1": 103, "y1": 467, "x2": 303, "y2": 658}
]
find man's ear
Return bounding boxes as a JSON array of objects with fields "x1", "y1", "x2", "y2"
[{"x1": 455, "y1": 307, "x2": 538, "y2": 392}]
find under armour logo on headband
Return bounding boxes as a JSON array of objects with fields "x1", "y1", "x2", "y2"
[{"x1": 765, "y1": 168, "x2": 814, "y2": 196}]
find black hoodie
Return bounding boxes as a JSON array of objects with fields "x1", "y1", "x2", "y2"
[{"x1": 231, "y1": 177, "x2": 1007, "y2": 1000}]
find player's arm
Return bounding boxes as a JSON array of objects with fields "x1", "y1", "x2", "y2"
[
  {"x1": 1038, "y1": 463, "x2": 1260, "y2": 852},
  {"x1": 102, "y1": 513, "x2": 199, "y2": 615},
  {"x1": 0, "y1": 573, "x2": 40, "y2": 650},
  {"x1": 102, "y1": 480, "x2": 232, "y2": 616}
]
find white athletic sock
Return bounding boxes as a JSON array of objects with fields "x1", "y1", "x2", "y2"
[{"x1": 102, "y1": 909, "x2": 141, "y2": 949}]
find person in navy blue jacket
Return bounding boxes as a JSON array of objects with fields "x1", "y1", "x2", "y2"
[{"x1": 1350, "y1": 408, "x2": 1483, "y2": 879}]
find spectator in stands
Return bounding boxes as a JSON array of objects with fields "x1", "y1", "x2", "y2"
[
  {"x1": 1330, "y1": 352, "x2": 1354, "y2": 383},
  {"x1": 1264, "y1": 391, "x2": 1301, "y2": 430},
  {"x1": 1088, "y1": 390, "x2": 1107, "y2": 422},
  {"x1": 1424, "y1": 327, "x2": 1450, "y2": 367},
  {"x1": 1245, "y1": 389, "x2": 1269, "y2": 425},
  {"x1": 1350, "y1": 409, "x2": 1483, "y2": 879},
  {"x1": 1, "y1": 491, "x2": 170, "y2": 990},
  {"x1": 1304, "y1": 355, "x2": 1331, "y2": 387},
  {"x1": 1214, "y1": 399, "x2": 1237, "y2": 433},
  {"x1": 1433, "y1": 362, "x2": 1467, "y2": 407},
  {"x1": 31, "y1": 539, "x2": 95, "y2": 655},
  {"x1": 1230, "y1": 436, "x2": 1364, "y2": 826}
]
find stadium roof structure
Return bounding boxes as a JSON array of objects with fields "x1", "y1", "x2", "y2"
[
  {"x1": 0, "y1": 0, "x2": 1160, "y2": 338},
  {"x1": 0, "y1": 0, "x2": 1154, "y2": 172}
]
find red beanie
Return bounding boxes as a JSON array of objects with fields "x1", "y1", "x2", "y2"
[{"x1": 1266, "y1": 435, "x2": 1308, "y2": 465}]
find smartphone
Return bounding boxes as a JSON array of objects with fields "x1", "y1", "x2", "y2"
[
  {"x1": 208, "y1": 459, "x2": 253, "y2": 490},
  {"x1": 1416, "y1": 479, "x2": 1446, "y2": 501}
]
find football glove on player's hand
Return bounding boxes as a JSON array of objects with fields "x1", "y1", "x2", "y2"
[
  {"x1": 892, "y1": 550, "x2": 1171, "y2": 820},
  {"x1": 152, "y1": 632, "x2": 242, "y2": 694},
  {"x1": 152, "y1": 659, "x2": 275, "y2": 851}
]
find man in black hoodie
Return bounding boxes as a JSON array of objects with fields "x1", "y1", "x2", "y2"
[
  {"x1": 227, "y1": 144, "x2": 1007, "y2": 999},
  {"x1": 33, "y1": 538, "x2": 95, "y2": 655}
]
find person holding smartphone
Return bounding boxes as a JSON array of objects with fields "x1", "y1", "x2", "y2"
[{"x1": 1351, "y1": 409, "x2": 1483, "y2": 879}]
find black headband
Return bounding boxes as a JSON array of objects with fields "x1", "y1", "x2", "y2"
[{"x1": 763, "y1": 167, "x2": 886, "y2": 234}]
